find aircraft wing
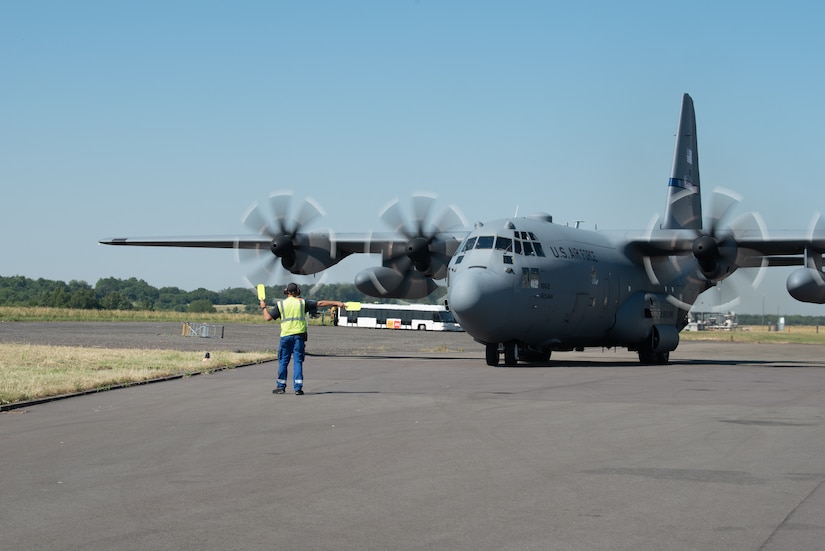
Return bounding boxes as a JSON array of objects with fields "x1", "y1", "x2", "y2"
[
  {"x1": 100, "y1": 192, "x2": 469, "y2": 298},
  {"x1": 737, "y1": 230, "x2": 825, "y2": 261},
  {"x1": 100, "y1": 236, "x2": 270, "y2": 249},
  {"x1": 623, "y1": 227, "x2": 825, "y2": 304},
  {"x1": 625, "y1": 229, "x2": 825, "y2": 267},
  {"x1": 100, "y1": 231, "x2": 466, "y2": 299},
  {"x1": 98, "y1": 232, "x2": 456, "y2": 254}
]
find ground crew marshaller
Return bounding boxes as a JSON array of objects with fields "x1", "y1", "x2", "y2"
[{"x1": 260, "y1": 282, "x2": 345, "y2": 395}]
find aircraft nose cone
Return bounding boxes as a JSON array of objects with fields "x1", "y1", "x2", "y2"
[
  {"x1": 448, "y1": 268, "x2": 512, "y2": 341},
  {"x1": 448, "y1": 272, "x2": 485, "y2": 315}
]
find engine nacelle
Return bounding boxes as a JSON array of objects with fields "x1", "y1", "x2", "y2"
[
  {"x1": 650, "y1": 324, "x2": 680, "y2": 353},
  {"x1": 269, "y1": 233, "x2": 341, "y2": 275},
  {"x1": 355, "y1": 267, "x2": 438, "y2": 299},
  {"x1": 786, "y1": 268, "x2": 825, "y2": 304},
  {"x1": 383, "y1": 237, "x2": 456, "y2": 280}
]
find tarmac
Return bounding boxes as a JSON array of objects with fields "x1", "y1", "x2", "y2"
[{"x1": 2, "y1": 323, "x2": 825, "y2": 550}]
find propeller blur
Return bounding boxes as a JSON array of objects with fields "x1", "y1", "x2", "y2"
[{"x1": 100, "y1": 94, "x2": 825, "y2": 366}]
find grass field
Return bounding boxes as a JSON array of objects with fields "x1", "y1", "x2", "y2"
[
  {"x1": 680, "y1": 325, "x2": 825, "y2": 345},
  {"x1": 0, "y1": 345, "x2": 275, "y2": 406},
  {"x1": 0, "y1": 306, "x2": 333, "y2": 325},
  {"x1": 0, "y1": 307, "x2": 322, "y2": 406},
  {"x1": 0, "y1": 306, "x2": 264, "y2": 323}
]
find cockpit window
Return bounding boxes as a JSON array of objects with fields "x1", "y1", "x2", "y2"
[
  {"x1": 475, "y1": 236, "x2": 495, "y2": 249},
  {"x1": 521, "y1": 267, "x2": 540, "y2": 288},
  {"x1": 509, "y1": 229, "x2": 546, "y2": 257},
  {"x1": 462, "y1": 232, "x2": 545, "y2": 257},
  {"x1": 461, "y1": 236, "x2": 477, "y2": 252},
  {"x1": 495, "y1": 237, "x2": 513, "y2": 251}
]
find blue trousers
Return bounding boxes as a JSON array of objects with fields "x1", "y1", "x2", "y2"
[{"x1": 277, "y1": 334, "x2": 305, "y2": 391}]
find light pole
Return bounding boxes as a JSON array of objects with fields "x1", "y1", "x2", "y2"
[{"x1": 762, "y1": 295, "x2": 765, "y2": 328}]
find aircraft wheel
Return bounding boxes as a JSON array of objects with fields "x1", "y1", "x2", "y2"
[
  {"x1": 521, "y1": 348, "x2": 551, "y2": 363},
  {"x1": 639, "y1": 349, "x2": 669, "y2": 365},
  {"x1": 485, "y1": 343, "x2": 499, "y2": 366},
  {"x1": 503, "y1": 341, "x2": 518, "y2": 366},
  {"x1": 638, "y1": 349, "x2": 656, "y2": 365}
]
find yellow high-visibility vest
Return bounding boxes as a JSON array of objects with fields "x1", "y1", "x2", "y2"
[{"x1": 277, "y1": 297, "x2": 308, "y2": 337}]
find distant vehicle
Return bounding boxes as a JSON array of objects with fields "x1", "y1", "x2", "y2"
[
  {"x1": 687, "y1": 311, "x2": 739, "y2": 331},
  {"x1": 344, "y1": 303, "x2": 463, "y2": 332}
]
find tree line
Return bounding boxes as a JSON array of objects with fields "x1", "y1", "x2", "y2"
[
  {"x1": 732, "y1": 313, "x2": 825, "y2": 327},
  {"x1": 0, "y1": 275, "x2": 445, "y2": 314},
  {"x1": 3, "y1": 275, "x2": 824, "y2": 325}
]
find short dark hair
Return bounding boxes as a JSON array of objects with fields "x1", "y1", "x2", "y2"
[{"x1": 285, "y1": 282, "x2": 300, "y2": 295}]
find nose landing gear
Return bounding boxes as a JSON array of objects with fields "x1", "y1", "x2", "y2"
[{"x1": 485, "y1": 341, "x2": 519, "y2": 367}]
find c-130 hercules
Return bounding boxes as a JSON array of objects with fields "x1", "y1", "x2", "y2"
[{"x1": 101, "y1": 94, "x2": 825, "y2": 366}]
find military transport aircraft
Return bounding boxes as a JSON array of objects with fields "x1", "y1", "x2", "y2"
[{"x1": 101, "y1": 94, "x2": 825, "y2": 366}]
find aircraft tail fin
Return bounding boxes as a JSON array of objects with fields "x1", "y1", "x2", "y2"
[{"x1": 662, "y1": 93, "x2": 702, "y2": 230}]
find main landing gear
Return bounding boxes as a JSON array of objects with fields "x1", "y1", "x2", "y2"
[
  {"x1": 637, "y1": 349, "x2": 670, "y2": 365},
  {"x1": 636, "y1": 326, "x2": 676, "y2": 365}
]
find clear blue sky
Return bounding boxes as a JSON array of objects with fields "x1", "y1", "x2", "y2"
[{"x1": 2, "y1": 1, "x2": 824, "y2": 315}]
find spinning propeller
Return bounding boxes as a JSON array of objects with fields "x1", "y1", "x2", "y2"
[
  {"x1": 355, "y1": 193, "x2": 467, "y2": 298},
  {"x1": 644, "y1": 187, "x2": 768, "y2": 310},
  {"x1": 379, "y1": 193, "x2": 466, "y2": 278},
  {"x1": 235, "y1": 192, "x2": 332, "y2": 291}
]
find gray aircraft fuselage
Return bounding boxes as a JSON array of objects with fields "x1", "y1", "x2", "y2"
[{"x1": 446, "y1": 215, "x2": 703, "y2": 364}]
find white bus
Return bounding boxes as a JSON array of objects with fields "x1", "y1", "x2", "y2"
[{"x1": 344, "y1": 303, "x2": 463, "y2": 332}]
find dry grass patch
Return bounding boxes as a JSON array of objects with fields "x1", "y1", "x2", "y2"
[
  {"x1": 0, "y1": 306, "x2": 334, "y2": 325},
  {"x1": 421, "y1": 345, "x2": 463, "y2": 353},
  {"x1": 0, "y1": 306, "x2": 263, "y2": 323},
  {"x1": 679, "y1": 325, "x2": 825, "y2": 345},
  {"x1": 0, "y1": 344, "x2": 275, "y2": 405}
]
